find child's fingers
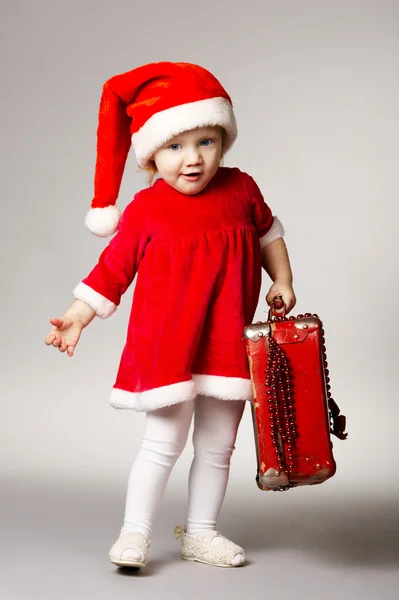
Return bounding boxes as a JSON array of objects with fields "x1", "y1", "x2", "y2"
[
  {"x1": 45, "y1": 334, "x2": 60, "y2": 347},
  {"x1": 282, "y1": 294, "x2": 296, "y2": 314},
  {"x1": 45, "y1": 329, "x2": 77, "y2": 355},
  {"x1": 45, "y1": 333, "x2": 56, "y2": 346}
]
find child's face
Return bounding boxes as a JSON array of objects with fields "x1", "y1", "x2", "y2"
[{"x1": 152, "y1": 126, "x2": 223, "y2": 195}]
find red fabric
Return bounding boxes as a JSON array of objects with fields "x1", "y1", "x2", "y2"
[
  {"x1": 82, "y1": 167, "x2": 274, "y2": 395},
  {"x1": 113, "y1": 62, "x2": 232, "y2": 135}
]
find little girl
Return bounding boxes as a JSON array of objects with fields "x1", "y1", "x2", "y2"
[{"x1": 45, "y1": 62, "x2": 296, "y2": 569}]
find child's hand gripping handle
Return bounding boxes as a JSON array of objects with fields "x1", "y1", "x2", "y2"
[{"x1": 268, "y1": 295, "x2": 286, "y2": 320}]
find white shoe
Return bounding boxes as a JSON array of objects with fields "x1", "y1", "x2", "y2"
[
  {"x1": 109, "y1": 530, "x2": 151, "y2": 568},
  {"x1": 174, "y1": 525, "x2": 246, "y2": 568}
]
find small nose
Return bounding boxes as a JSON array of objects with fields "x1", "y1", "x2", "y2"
[{"x1": 185, "y1": 146, "x2": 203, "y2": 166}]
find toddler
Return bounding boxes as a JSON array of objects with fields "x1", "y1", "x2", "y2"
[{"x1": 45, "y1": 62, "x2": 296, "y2": 569}]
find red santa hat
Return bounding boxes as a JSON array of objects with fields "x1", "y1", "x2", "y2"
[{"x1": 85, "y1": 61, "x2": 238, "y2": 237}]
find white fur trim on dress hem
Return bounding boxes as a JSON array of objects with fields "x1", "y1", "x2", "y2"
[
  {"x1": 109, "y1": 375, "x2": 254, "y2": 411},
  {"x1": 192, "y1": 374, "x2": 253, "y2": 401},
  {"x1": 259, "y1": 216, "x2": 285, "y2": 248},
  {"x1": 110, "y1": 379, "x2": 197, "y2": 412},
  {"x1": 132, "y1": 97, "x2": 237, "y2": 167},
  {"x1": 72, "y1": 282, "x2": 117, "y2": 319}
]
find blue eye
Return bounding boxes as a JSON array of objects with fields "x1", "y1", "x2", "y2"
[
  {"x1": 200, "y1": 139, "x2": 213, "y2": 146},
  {"x1": 169, "y1": 143, "x2": 181, "y2": 151}
]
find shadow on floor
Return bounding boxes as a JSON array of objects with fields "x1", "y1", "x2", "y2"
[
  {"x1": 223, "y1": 491, "x2": 399, "y2": 567},
  {"x1": 3, "y1": 478, "x2": 399, "y2": 570}
]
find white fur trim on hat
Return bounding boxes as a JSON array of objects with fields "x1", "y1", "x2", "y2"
[
  {"x1": 132, "y1": 97, "x2": 237, "y2": 167},
  {"x1": 72, "y1": 282, "x2": 117, "y2": 318},
  {"x1": 85, "y1": 205, "x2": 121, "y2": 238},
  {"x1": 259, "y1": 216, "x2": 285, "y2": 249}
]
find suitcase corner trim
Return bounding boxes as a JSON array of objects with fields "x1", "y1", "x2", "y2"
[{"x1": 243, "y1": 322, "x2": 271, "y2": 342}]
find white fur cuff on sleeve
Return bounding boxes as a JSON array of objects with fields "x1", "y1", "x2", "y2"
[
  {"x1": 72, "y1": 282, "x2": 117, "y2": 319},
  {"x1": 259, "y1": 216, "x2": 285, "y2": 249}
]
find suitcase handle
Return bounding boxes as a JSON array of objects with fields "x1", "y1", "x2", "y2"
[{"x1": 268, "y1": 295, "x2": 286, "y2": 319}]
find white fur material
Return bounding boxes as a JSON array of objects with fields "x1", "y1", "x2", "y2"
[
  {"x1": 110, "y1": 380, "x2": 197, "y2": 412},
  {"x1": 259, "y1": 216, "x2": 285, "y2": 248},
  {"x1": 192, "y1": 374, "x2": 254, "y2": 401},
  {"x1": 109, "y1": 374, "x2": 254, "y2": 411},
  {"x1": 72, "y1": 282, "x2": 117, "y2": 318},
  {"x1": 85, "y1": 205, "x2": 121, "y2": 238},
  {"x1": 132, "y1": 97, "x2": 237, "y2": 167}
]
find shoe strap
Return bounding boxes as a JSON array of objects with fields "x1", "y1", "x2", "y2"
[{"x1": 174, "y1": 525, "x2": 185, "y2": 539}]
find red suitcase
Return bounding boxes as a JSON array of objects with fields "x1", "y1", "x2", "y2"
[{"x1": 243, "y1": 297, "x2": 347, "y2": 492}]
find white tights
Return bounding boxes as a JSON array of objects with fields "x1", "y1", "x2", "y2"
[{"x1": 121, "y1": 395, "x2": 246, "y2": 538}]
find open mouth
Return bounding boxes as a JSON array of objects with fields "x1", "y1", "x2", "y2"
[{"x1": 182, "y1": 172, "x2": 202, "y2": 181}]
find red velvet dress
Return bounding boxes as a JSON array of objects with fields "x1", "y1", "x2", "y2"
[{"x1": 73, "y1": 167, "x2": 283, "y2": 411}]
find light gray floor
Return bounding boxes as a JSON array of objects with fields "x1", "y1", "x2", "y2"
[{"x1": 1, "y1": 477, "x2": 398, "y2": 600}]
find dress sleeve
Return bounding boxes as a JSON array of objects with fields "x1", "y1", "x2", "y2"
[
  {"x1": 72, "y1": 196, "x2": 150, "y2": 319},
  {"x1": 240, "y1": 171, "x2": 285, "y2": 249}
]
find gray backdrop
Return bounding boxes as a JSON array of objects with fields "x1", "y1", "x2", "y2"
[{"x1": 1, "y1": 1, "x2": 398, "y2": 598}]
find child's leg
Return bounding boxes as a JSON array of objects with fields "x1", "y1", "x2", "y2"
[
  {"x1": 186, "y1": 395, "x2": 245, "y2": 535},
  {"x1": 122, "y1": 399, "x2": 195, "y2": 538}
]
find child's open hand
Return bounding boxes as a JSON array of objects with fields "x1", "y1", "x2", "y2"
[
  {"x1": 44, "y1": 316, "x2": 84, "y2": 357},
  {"x1": 266, "y1": 279, "x2": 296, "y2": 314}
]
